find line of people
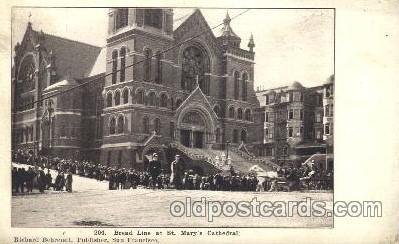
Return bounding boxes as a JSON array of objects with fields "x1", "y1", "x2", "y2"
[
  {"x1": 12, "y1": 150, "x2": 332, "y2": 193},
  {"x1": 11, "y1": 166, "x2": 73, "y2": 194}
]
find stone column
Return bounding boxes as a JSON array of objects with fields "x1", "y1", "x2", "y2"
[{"x1": 189, "y1": 130, "x2": 194, "y2": 148}]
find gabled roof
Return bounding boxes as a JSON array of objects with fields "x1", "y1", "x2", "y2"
[
  {"x1": 43, "y1": 78, "x2": 79, "y2": 93},
  {"x1": 17, "y1": 23, "x2": 102, "y2": 81},
  {"x1": 36, "y1": 30, "x2": 102, "y2": 80},
  {"x1": 88, "y1": 47, "x2": 107, "y2": 77},
  {"x1": 173, "y1": 9, "x2": 218, "y2": 42},
  {"x1": 175, "y1": 85, "x2": 218, "y2": 119},
  {"x1": 173, "y1": 9, "x2": 196, "y2": 31}
]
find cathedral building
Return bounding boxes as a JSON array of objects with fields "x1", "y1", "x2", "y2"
[{"x1": 12, "y1": 8, "x2": 263, "y2": 174}]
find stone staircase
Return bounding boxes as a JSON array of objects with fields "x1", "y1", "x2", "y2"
[
  {"x1": 170, "y1": 142, "x2": 279, "y2": 173},
  {"x1": 230, "y1": 146, "x2": 280, "y2": 172},
  {"x1": 169, "y1": 142, "x2": 222, "y2": 170}
]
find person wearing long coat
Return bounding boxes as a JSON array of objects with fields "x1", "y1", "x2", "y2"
[
  {"x1": 37, "y1": 170, "x2": 46, "y2": 193},
  {"x1": 170, "y1": 155, "x2": 184, "y2": 189},
  {"x1": 148, "y1": 153, "x2": 162, "y2": 189},
  {"x1": 45, "y1": 169, "x2": 52, "y2": 190},
  {"x1": 66, "y1": 171, "x2": 73, "y2": 192}
]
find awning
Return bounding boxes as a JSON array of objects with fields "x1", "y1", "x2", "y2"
[
  {"x1": 295, "y1": 143, "x2": 326, "y2": 149},
  {"x1": 303, "y1": 154, "x2": 326, "y2": 165}
]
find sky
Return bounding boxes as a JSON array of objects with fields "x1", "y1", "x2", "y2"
[{"x1": 11, "y1": 8, "x2": 334, "y2": 89}]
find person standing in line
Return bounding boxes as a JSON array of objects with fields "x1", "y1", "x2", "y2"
[
  {"x1": 37, "y1": 169, "x2": 46, "y2": 193},
  {"x1": 12, "y1": 167, "x2": 18, "y2": 193},
  {"x1": 108, "y1": 170, "x2": 115, "y2": 190},
  {"x1": 66, "y1": 171, "x2": 73, "y2": 192},
  {"x1": 120, "y1": 169, "x2": 127, "y2": 189},
  {"x1": 170, "y1": 155, "x2": 184, "y2": 190},
  {"x1": 54, "y1": 171, "x2": 61, "y2": 191},
  {"x1": 26, "y1": 167, "x2": 35, "y2": 193},
  {"x1": 17, "y1": 168, "x2": 25, "y2": 193},
  {"x1": 148, "y1": 153, "x2": 162, "y2": 189},
  {"x1": 59, "y1": 172, "x2": 66, "y2": 191},
  {"x1": 45, "y1": 169, "x2": 52, "y2": 190}
]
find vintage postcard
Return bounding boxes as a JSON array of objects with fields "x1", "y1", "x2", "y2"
[{"x1": 1, "y1": 0, "x2": 398, "y2": 243}]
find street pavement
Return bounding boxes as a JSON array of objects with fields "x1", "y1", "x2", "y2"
[{"x1": 11, "y1": 164, "x2": 333, "y2": 228}]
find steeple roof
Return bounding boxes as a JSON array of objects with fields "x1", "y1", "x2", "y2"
[{"x1": 218, "y1": 11, "x2": 240, "y2": 39}]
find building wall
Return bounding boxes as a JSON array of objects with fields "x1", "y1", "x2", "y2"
[
  {"x1": 254, "y1": 81, "x2": 334, "y2": 163},
  {"x1": 11, "y1": 8, "x2": 331, "y2": 171},
  {"x1": 99, "y1": 8, "x2": 260, "y2": 167}
]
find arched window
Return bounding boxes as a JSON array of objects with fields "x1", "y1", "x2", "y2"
[
  {"x1": 18, "y1": 55, "x2": 36, "y2": 94},
  {"x1": 229, "y1": 106, "x2": 235, "y2": 118},
  {"x1": 237, "y1": 108, "x2": 243, "y2": 120},
  {"x1": 109, "y1": 117, "x2": 116, "y2": 135},
  {"x1": 213, "y1": 105, "x2": 220, "y2": 117},
  {"x1": 241, "y1": 130, "x2": 247, "y2": 143},
  {"x1": 144, "y1": 9, "x2": 163, "y2": 29},
  {"x1": 160, "y1": 93, "x2": 168, "y2": 107},
  {"x1": 122, "y1": 89, "x2": 129, "y2": 104},
  {"x1": 234, "y1": 71, "x2": 240, "y2": 100},
  {"x1": 114, "y1": 90, "x2": 121, "y2": 106},
  {"x1": 144, "y1": 48, "x2": 152, "y2": 82},
  {"x1": 233, "y1": 129, "x2": 239, "y2": 143},
  {"x1": 154, "y1": 118, "x2": 161, "y2": 134},
  {"x1": 242, "y1": 73, "x2": 248, "y2": 101},
  {"x1": 181, "y1": 46, "x2": 210, "y2": 92},
  {"x1": 148, "y1": 92, "x2": 156, "y2": 106},
  {"x1": 107, "y1": 93, "x2": 113, "y2": 107},
  {"x1": 155, "y1": 51, "x2": 162, "y2": 84},
  {"x1": 245, "y1": 109, "x2": 251, "y2": 121},
  {"x1": 120, "y1": 47, "x2": 126, "y2": 82},
  {"x1": 112, "y1": 50, "x2": 118, "y2": 84},
  {"x1": 137, "y1": 90, "x2": 144, "y2": 104},
  {"x1": 117, "y1": 115, "x2": 124, "y2": 134},
  {"x1": 115, "y1": 8, "x2": 128, "y2": 30},
  {"x1": 143, "y1": 117, "x2": 149, "y2": 134}
]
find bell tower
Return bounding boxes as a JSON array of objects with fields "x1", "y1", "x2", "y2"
[
  {"x1": 107, "y1": 8, "x2": 173, "y2": 38},
  {"x1": 105, "y1": 8, "x2": 174, "y2": 87}
]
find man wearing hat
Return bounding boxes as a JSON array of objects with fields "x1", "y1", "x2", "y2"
[
  {"x1": 300, "y1": 159, "x2": 316, "y2": 189},
  {"x1": 170, "y1": 154, "x2": 184, "y2": 190},
  {"x1": 148, "y1": 153, "x2": 162, "y2": 189}
]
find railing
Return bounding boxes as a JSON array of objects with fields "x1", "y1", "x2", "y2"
[
  {"x1": 230, "y1": 146, "x2": 280, "y2": 170},
  {"x1": 226, "y1": 47, "x2": 255, "y2": 60},
  {"x1": 169, "y1": 142, "x2": 223, "y2": 170},
  {"x1": 170, "y1": 142, "x2": 281, "y2": 172}
]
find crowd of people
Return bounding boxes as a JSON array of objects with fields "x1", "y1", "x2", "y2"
[
  {"x1": 12, "y1": 149, "x2": 332, "y2": 194},
  {"x1": 11, "y1": 166, "x2": 73, "y2": 194}
]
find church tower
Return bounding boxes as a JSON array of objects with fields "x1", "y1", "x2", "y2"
[
  {"x1": 102, "y1": 8, "x2": 175, "y2": 168},
  {"x1": 105, "y1": 8, "x2": 174, "y2": 87}
]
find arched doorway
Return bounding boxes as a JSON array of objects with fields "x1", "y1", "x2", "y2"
[{"x1": 178, "y1": 110, "x2": 210, "y2": 149}]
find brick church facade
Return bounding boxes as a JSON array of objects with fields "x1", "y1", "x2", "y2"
[
  {"x1": 12, "y1": 8, "x2": 334, "y2": 172},
  {"x1": 11, "y1": 8, "x2": 333, "y2": 173}
]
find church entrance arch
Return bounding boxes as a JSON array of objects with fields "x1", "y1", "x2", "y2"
[{"x1": 177, "y1": 109, "x2": 214, "y2": 149}]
